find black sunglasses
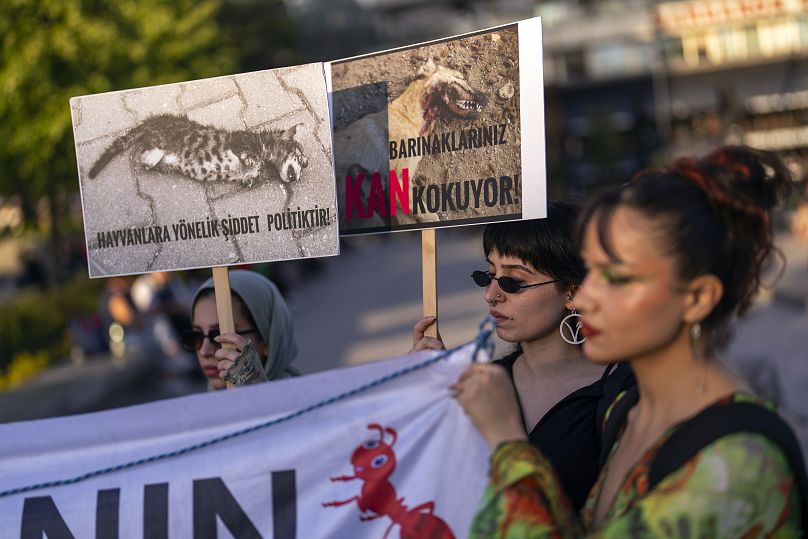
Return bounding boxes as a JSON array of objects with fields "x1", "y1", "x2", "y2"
[
  {"x1": 180, "y1": 328, "x2": 258, "y2": 351},
  {"x1": 471, "y1": 270, "x2": 559, "y2": 294}
]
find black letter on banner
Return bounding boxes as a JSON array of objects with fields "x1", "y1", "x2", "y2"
[
  {"x1": 21, "y1": 497, "x2": 76, "y2": 539},
  {"x1": 96, "y1": 488, "x2": 120, "y2": 539},
  {"x1": 272, "y1": 470, "x2": 297, "y2": 539},
  {"x1": 193, "y1": 478, "x2": 261, "y2": 539},
  {"x1": 144, "y1": 483, "x2": 169, "y2": 539}
]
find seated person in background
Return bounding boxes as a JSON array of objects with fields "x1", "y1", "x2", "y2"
[
  {"x1": 412, "y1": 201, "x2": 634, "y2": 511},
  {"x1": 183, "y1": 270, "x2": 299, "y2": 390},
  {"x1": 455, "y1": 146, "x2": 804, "y2": 537}
]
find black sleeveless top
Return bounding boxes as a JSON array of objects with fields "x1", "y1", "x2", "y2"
[{"x1": 493, "y1": 351, "x2": 634, "y2": 511}]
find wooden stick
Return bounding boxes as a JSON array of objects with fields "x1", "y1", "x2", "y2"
[
  {"x1": 421, "y1": 228, "x2": 438, "y2": 338},
  {"x1": 212, "y1": 266, "x2": 236, "y2": 389}
]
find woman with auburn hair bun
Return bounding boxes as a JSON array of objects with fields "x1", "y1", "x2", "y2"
[{"x1": 453, "y1": 146, "x2": 806, "y2": 537}]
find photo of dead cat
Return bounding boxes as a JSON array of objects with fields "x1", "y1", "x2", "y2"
[{"x1": 87, "y1": 114, "x2": 308, "y2": 188}]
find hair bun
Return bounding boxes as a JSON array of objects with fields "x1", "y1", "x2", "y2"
[{"x1": 691, "y1": 145, "x2": 792, "y2": 213}]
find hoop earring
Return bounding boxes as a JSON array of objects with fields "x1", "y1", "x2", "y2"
[{"x1": 560, "y1": 309, "x2": 585, "y2": 345}]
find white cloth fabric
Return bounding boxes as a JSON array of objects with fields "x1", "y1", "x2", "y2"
[{"x1": 0, "y1": 344, "x2": 488, "y2": 538}]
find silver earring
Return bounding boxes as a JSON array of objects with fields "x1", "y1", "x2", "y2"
[
  {"x1": 560, "y1": 308, "x2": 585, "y2": 345},
  {"x1": 690, "y1": 322, "x2": 705, "y2": 393},
  {"x1": 690, "y1": 322, "x2": 702, "y2": 355},
  {"x1": 496, "y1": 293, "x2": 501, "y2": 298}
]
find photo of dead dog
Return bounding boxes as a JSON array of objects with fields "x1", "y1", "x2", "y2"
[{"x1": 332, "y1": 26, "x2": 522, "y2": 233}]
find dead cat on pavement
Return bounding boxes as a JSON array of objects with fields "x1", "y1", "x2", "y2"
[{"x1": 88, "y1": 114, "x2": 308, "y2": 187}]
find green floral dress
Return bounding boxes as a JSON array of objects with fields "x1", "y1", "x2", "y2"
[{"x1": 470, "y1": 393, "x2": 802, "y2": 538}]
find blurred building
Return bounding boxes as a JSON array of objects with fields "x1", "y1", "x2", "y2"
[
  {"x1": 539, "y1": 0, "x2": 808, "y2": 191},
  {"x1": 538, "y1": 0, "x2": 660, "y2": 194},
  {"x1": 288, "y1": 0, "x2": 808, "y2": 191},
  {"x1": 655, "y1": 0, "x2": 808, "y2": 184}
]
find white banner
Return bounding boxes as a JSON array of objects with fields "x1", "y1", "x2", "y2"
[{"x1": 0, "y1": 345, "x2": 489, "y2": 538}]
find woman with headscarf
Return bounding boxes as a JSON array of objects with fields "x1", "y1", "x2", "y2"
[{"x1": 183, "y1": 270, "x2": 299, "y2": 389}]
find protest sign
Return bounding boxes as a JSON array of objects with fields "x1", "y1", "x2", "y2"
[
  {"x1": 0, "y1": 344, "x2": 489, "y2": 538},
  {"x1": 328, "y1": 17, "x2": 546, "y2": 235},
  {"x1": 70, "y1": 63, "x2": 339, "y2": 278}
]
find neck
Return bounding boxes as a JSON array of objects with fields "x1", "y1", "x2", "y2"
[
  {"x1": 520, "y1": 334, "x2": 588, "y2": 374},
  {"x1": 388, "y1": 79, "x2": 431, "y2": 135},
  {"x1": 629, "y1": 326, "x2": 742, "y2": 423}
]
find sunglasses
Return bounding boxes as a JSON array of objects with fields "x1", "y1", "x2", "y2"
[
  {"x1": 180, "y1": 328, "x2": 258, "y2": 351},
  {"x1": 471, "y1": 270, "x2": 559, "y2": 294}
]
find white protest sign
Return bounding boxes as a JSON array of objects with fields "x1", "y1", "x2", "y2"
[
  {"x1": 327, "y1": 17, "x2": 546, "y2": 235},
  {"x1": 70, "y1": 63, "x2": 339, "y2": 277},
  {"x1": 0, "y1": 344, "x2": 489, "y2": 538}
]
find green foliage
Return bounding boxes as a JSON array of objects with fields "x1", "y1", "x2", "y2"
[
  {"x1": 0, "y1": 274, "x2": 104, "y2": 375},
  {"x1": 0, "y1": 352, "x2": 50, "y2": 390},
  {"x1": 0, "y1": 0, "x2": 237, "y2": 224}
]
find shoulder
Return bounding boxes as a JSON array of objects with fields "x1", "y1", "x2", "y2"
[
  {"x1": 681, "y1": 431, "x2": 794, "y2": 487},
  {"x1": 652, "y1": 395, "x2": 804, "y2": 533},
  {"x1": 492, "y1": 350, "x2": 519, "y2": 375},
  {"x1": 662, "y1": 432, "x2": 800, "y2": 528},
  {"x1": 679, "y1": 395, "x2": 796, "y2": 487},
  {"x1": 631, "y1": 432, "x2": 802, "y2": 538}
]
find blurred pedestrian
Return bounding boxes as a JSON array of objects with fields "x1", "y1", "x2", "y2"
[
  {"x1": 131, "y1": 271, "x2": 196, "y2": 374},
  {"x1": 184, "y1": 270, "x2": 299, "y2": 390},
  {"x1": 455, "y1": 146, "x2": 805, "y2": 536},
  {"x1": 792, "y1": 185, "x2": 808, "y2": 242}
]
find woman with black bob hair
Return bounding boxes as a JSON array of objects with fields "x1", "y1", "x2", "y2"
[
  {"x1": 412, "y1": 201, "x2": 634, "y2": 512},
  {"x1": 453, "y1": 146, "x2": 805, "y2": 536}
]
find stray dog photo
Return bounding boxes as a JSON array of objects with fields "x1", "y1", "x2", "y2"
[
  {"x1": 71, "y1": 64, "x2": 338, "y2": 277},
  {"x1": 331, "y1": 25, "x2": 523, "y2": 234}
]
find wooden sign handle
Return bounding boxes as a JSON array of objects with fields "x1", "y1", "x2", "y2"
[
  {"x1": 421, "y1": 229, "x2": 438, "y2": 338},
  {"x1": 212, "y1": 266, "x2": 237, "y2": 389}
]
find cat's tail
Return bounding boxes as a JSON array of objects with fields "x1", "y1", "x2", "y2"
[{"x1": 88, "y1": 130, "x2": 140, "y2": 179}]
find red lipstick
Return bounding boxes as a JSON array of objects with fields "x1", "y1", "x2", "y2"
[{"x1": 580, "y1": 321, "x2": 600, "y2": 338}]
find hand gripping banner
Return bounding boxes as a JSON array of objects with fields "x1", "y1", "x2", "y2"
[{"x1": 0, "y1": 343, "x2": 489, "y2": 538}]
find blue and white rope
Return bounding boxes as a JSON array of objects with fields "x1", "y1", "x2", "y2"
[{"x1": 0, "y1": 317, "x2": 494, "y2": 499}]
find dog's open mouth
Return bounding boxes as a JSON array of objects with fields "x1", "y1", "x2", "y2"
[
  {"x1": 455, "y1": 99, "x2": 483, "y2": 113},
  {"x1": 445, "y1": 83, "x2": 487, "y2": 118}
]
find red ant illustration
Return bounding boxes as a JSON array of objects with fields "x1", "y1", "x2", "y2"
[{"x1": 322, "y1": 423, "x2": 455, "y2": 539}]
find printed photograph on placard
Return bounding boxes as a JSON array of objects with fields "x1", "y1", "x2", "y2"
[
  {"x1": 329, "y1": 18, "x2": 545, "y2": 235},
  {"x1": 71, "y1": 63, "x2": 338, "y2": 278}
]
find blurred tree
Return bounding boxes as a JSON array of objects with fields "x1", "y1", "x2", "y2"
[{"x1": 0, "y1": 0, "x2": 236, "y2": 281}]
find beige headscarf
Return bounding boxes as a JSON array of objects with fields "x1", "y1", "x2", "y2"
[{"x1": 191, "y1": 270, "x2": 299, "y2": 379}]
